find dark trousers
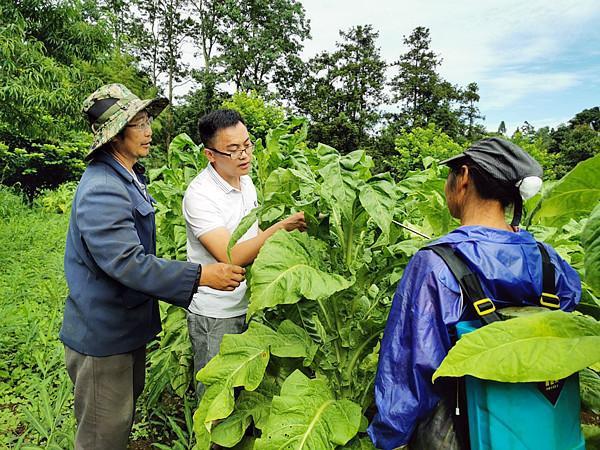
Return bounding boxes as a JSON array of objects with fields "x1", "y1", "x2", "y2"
[{"x1": 64, "y1": 345, "x2": 146, "y2": 450}]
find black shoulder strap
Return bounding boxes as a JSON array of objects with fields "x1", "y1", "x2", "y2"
[
  {"x1": 428, "y1": 244, "x2": 501, "y2": 325},
  {"x1": 536, "y1": 242, "x2": 560, "y2": 309}
]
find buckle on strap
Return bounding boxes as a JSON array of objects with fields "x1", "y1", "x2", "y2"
[
  {"x1": 540, "y1": 292, "x2": 560, "y2": 309},
  {"x1": 473, "y1": 298, "x2": 496, "y2": 316}
]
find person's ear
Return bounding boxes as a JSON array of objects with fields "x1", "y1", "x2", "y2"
[
  {"x1": 205, "y1": 148, "x2": 216, "y2": 163},
  {"x1": 457, "y1": 165, "x2": 470, "y2": 190}
]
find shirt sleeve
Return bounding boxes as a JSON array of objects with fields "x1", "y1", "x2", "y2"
[
  {"x1": 368, "y1": 251, "x2": 458, "y2": 449},
  {"x1": 183, "y1": 186, "x2": 227, "y2": 239},
  {"x1": 77, "y1": 179, "x2": 198, "y2": 307}
]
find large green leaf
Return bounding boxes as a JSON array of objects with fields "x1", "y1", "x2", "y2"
[
  {"x1": 197, "y1": 322, "x2": 276, "y2": 425},
  {"x1": 211, "y1": 390, "x2": 271, "y2": 447},
  {"x1": 358, "y1": 176, "x2": 397, "y2": 243},
  {"x1": 582, "y1": 202, "x2": 600, "y2": 294},
  {"x1": 254, "y1": 370, "x2": 362, "y2": 449},
  {"x1": 248, "y1": 230, "x2": 351, "y2": 317},
  {"x1": 433, "y1": 311, "x2": 600, "y2": 382},
  {"x1": 270, "y1": 319, "x2": 318, "y2": 364},
  {"x1": 531, "y1": 154, "x2": 600, "y2": 227},
  {"x1": 318, "y1": 156, "x2": 357, "y2": 222},
  {"x1": 193, "y1": 320, "x2": 316, "y2": 449}
]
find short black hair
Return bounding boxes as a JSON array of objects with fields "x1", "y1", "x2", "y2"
[
  {"x1": 197, "y1": 109, "x2": 245, "y2": 147},
  {"x1": 447, "y1": 157, "x2": 515, "y2": 208}
]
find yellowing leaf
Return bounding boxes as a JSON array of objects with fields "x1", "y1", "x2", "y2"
[{"x1": 433, "y1": 311, "x2": 600, "y2": 383}]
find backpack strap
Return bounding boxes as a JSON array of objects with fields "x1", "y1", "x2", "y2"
[
  {"x1": 537, "y1": 242, "x2": 560, "y2": 309},
  {"x1": 427, "y1": 244, "x2": 501, "y2": 325}
]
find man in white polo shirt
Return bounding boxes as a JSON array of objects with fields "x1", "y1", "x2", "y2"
[{"x1": 182, "y1": 109, "x2": 307, "y2": 395}]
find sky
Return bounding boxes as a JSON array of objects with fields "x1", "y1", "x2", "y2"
[{"x1": 297, "y1": 0, "x2": 600, "y2": 133}]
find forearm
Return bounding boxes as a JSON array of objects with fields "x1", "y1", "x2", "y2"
[{"x1": 228, "y1": 223, "x2": 283, "y2": 266}]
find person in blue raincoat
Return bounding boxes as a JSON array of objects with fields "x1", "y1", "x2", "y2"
[{"x1": 367, "y1": 138, "x2": 581, "y2": 450}]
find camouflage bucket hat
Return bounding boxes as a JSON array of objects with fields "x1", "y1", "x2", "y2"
[{"x1": 82, "y1": 83, "x2": 168, "y2": 159}]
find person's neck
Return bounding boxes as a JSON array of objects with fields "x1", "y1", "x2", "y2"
[
  {"x1": 212, "y1": 163, "x2": 241, "y2": 190},
  {"x1": 111, "y1": 148, "x2": 136, "y2": 172},
  {"x1": 459, "y1": 197, "x2": 513, "y2": 232}
]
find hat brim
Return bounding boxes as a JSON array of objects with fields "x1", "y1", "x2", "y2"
[
  {"x1": 439, "y1": 153, "x2": 468, "y2": 166},
  {"x1": 86, "y1": 96, "x2": 169, "y2": 159}
]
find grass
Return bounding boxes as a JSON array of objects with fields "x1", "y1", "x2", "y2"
[
  {"x1": 0, "y1": 187, "x2": 196, "y2": 449},
  {"x1": 0, "y1": 187, "x2": 74, "y2": 448},
  {"x1": 1, "y1": 184, "x2": 598, "y2": 449}
]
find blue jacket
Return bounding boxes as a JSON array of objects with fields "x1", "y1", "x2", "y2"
[
  {"x1": 60, "y1": 151, "x2": 199, "y2": 356},
  {"x1": 368, "y1": 226, "x2": 581, "y2": 449}
]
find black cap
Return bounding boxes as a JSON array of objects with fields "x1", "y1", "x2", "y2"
[{"x1": 441, "y1": 137, "x2": 543, "y2": 226}]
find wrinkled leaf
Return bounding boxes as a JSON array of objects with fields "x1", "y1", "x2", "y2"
[
  {"x1": 433, "y1": 311, "x2": 600, "y2": 382},
  {"x1": 254, "y1": 370, "x2": 362, "y2": 449},
  {"x1": 193, "y1": 320, "x2": 317, "y2": 448},
  {"x1": 532, "y1": 154, "x2": 600, "y2": 227},
  {"x1": 211, "y1": 390, "x2": 271, "y2": 447},
  {"x1": 270, "y1": 319, "x2": 318, "y2": 365},
  {"x1": 248, "y1": 230, "x2": 351, "y2": 317},
  {"x1": 319, "y1": 157, "x2": 357, "y2": 222},
  {"x1": 582, "y1": 202, "x2": 600, "y2": 294},
  {"x1": 358, "y1": 177, "x2": 397, "y2": 243}
]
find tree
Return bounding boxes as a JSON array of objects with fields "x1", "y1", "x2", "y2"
[
  {"x1": 390, "y1": 27, "x2": 445, "y2": 129},
  {"x1": 294, "y1": 25, "x2": 387, "y2": 153},
  {"x1": 188, "y1": 0, "x2": 227, "y2": 113},
  {"x1": 97, "y1": 0, "x2": 132, "y2": 53},
  {"x1": 216, "y1": 0, "x2": 310, "y2": 93},
  {"x1": 0, "y1": 0, "x2": 157, "y2": 196},
  {"x1": 550, "y1": 123, "x2": 600, "y2": 177},
  {"x1": 518, "y1": 120, "x2": 535, "y2": 138},
  {"x1": 498, "y1": 121, "x2": 507, "y2": 135},
  {"x1": 222, "y1": 91, "x2": 286, "y2": 141},
  {"x1": 389, "y1": 27, "x2": 481, "y2": 141},
  {"x1": 459, "y1": 82, "x2": 485, "y2": 139},
  {"x1": 127, "y1": 0, "x2": 195, "y2": 148},
  {"x1": 0, "y1": 0, "x2": 112, "y2": 141},
  {"x1": 392, "y1": 123, "x2": 464, "y2": 178},
  {"x1": 570, "y1": 106, "x2": 600, "y2": 131}
]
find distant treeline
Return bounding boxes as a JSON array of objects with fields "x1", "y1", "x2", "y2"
[{"x1": 0, "y1": 0, "x2": 598, "y2": 198}]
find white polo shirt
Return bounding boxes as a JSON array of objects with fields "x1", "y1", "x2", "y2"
[{"x1": 182, "y1": 163, "x2": 259, "y2": 318}]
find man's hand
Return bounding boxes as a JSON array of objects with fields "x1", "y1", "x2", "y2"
[
  {"x1": 278, "y1": 211, "x2": 307, "y2": 232},
  {"x1": 200, "y1": 263, "x2": 245, "y2": 291}
]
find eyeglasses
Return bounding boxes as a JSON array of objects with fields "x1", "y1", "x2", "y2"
[
  {"x1": 126, "y1": 116, "x2": 153, "y2": 131},
  {"x1": 205, "y1": 142, "x2": 254, "y2": 160}
]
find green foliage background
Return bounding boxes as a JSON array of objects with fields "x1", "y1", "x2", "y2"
[{"x1": 0, "y1": 0, "x2": 598, "y2": 448}]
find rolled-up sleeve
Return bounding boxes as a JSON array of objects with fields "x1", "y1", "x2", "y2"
[{"x1": 77, "y1": 179, "x2": 199, "y2": 307}]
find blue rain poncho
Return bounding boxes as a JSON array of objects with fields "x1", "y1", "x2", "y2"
[{"x1": 367, "y1": 226, "x2": 581, "y2": 450}]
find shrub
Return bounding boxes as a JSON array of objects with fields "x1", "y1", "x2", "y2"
[
  {"x1": 391, "y1": 123, "x2": 464, "y2": 179},
  {"x1": 0, "y1": 133, "x2": 89, "y2": 200},
  {"x1": 221, "y1": 91, "x2": 286, "y2": 141}
]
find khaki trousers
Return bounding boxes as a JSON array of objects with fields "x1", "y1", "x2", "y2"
[{"x1": 64, "y1": 345, "x2": 146, "y2": 450}]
